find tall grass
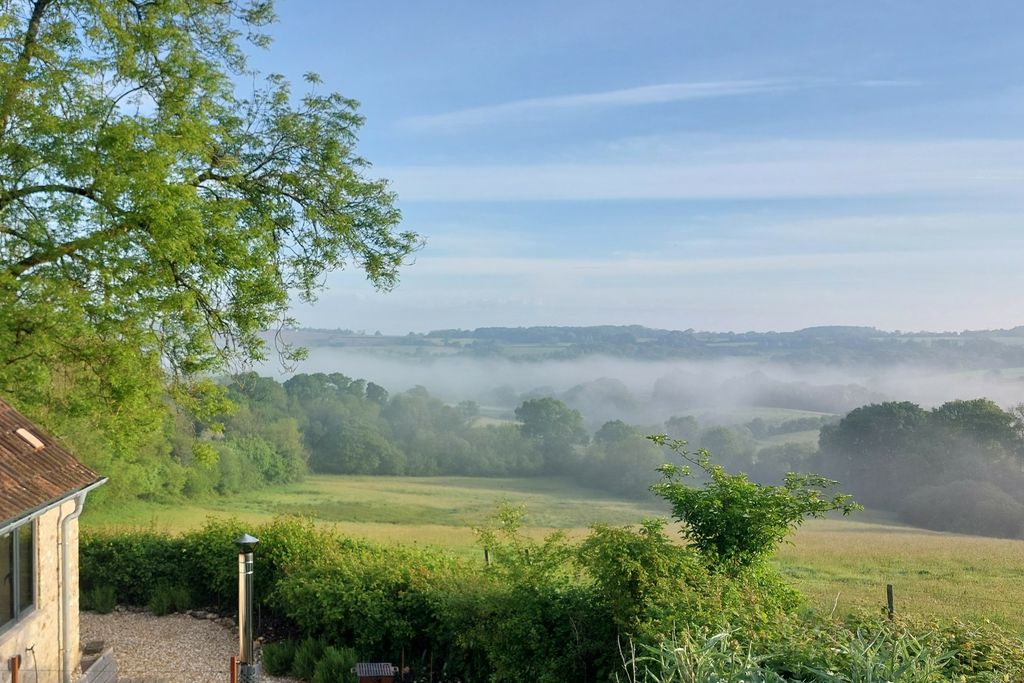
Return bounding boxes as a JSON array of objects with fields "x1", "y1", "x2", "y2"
[
  {"x1": 806, "y1": 629, "x2": 953, "y2": 682},
  {"x1": 617, "y1": 629, "x2": 785, "y2": 683},
  {"x1": 619, "y1": 625, "x2": 960, "y2": 683}
]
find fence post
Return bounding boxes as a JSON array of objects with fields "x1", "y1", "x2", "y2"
[{"x1": 886, "y1": 584, "x2": 894, "y2": 620}]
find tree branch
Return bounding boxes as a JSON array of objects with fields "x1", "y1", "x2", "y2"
[
  {"x1": 5, "y1": 220, "x2": 132, "y2": 278},
  {"x1": 0, "y1": 182, "x2": 104, "y2": 212},
  {"x1": 0, "y1": 0, "x2": 54, "y2": 140}
]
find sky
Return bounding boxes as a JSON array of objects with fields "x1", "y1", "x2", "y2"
[{"x1": 249, "y1": 1, "x2": 1024, "y2": 334}]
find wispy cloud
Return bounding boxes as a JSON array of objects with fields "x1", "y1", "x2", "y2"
[
  {"x1": 408, "y1": 247, "x2": 1021, "y2": 279},
  {"x1": 383, "y1": 139, "x2": 1024, "y2": 201},
  {"x1": 401, "y1": 78, "x2": 818, "y2": 131}
]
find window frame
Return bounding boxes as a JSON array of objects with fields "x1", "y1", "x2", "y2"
[{"x1": 0, "y1": 518, "x2": 36, "y2": 635}]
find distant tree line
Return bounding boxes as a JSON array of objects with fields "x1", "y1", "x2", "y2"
[
  {"x1": 685, "y1": 399, "x2": 1024, "y2": 538},
  {"x1": 413, "y1": 325, "x2": 1024, "y2": 367},
  {"x1": 208, "y1": 373, "x2": 671, "y2": 499},
  {"x1": 816, "y1": 399, "x2": 1024, "y2": 537}
]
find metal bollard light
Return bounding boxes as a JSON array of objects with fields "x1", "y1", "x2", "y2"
[{"x1": 234, "y1": 533, "x2": 260, "y2": 683}]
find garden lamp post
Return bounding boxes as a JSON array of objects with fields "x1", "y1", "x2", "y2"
[{"x1": 234, "y1": 533, "x2": 260, "y2": 683}]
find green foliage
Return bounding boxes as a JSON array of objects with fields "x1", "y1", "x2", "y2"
[
  {"x1": 291, "y1": 637, "x2": 329, "y2": 681},
  {"x1": 515, "y1": 397, "x2": 589, "y2": 473},
  {"x1": 80, "y1": 512, "x2": 1024, "y2": 682},
  {"x1": 649, "y1": 436, "x2": 860, "y2": 571},
  {"x1": 148, "y1": 584, "x2": 193, "y2": 616},
  {"x1": 818, "y1": 399, "x2": 1024, "y2": 536},
  {"x1": 625, "y1": 616, "x2": 1024, "y2": 683},
  {"x1": 0, "y1": 0, "x2": 416, "y2": 505},
  {"x1": 79, "y1": 529, "x2": 189, "y2": 605},
  {"x1": 82, "y1": 585, "x2": 117, "y2": 614},
  {"x1": 260, "y1": 640, "x2": 297, "y2": 677},
  {"x1": 618, "y1": 629, "x2": 785, "y2": 683},
  {"x1": 311, "y1": 646, "x2": 359, "y2": 683},
  {"x1": 584, "y1": 422, "x2": 666, "y2": 498},
  {"x1": 805, "y1": 628, "x2": 953, "y2": 682},
  {"x1": 578, "y1": 519, "x2": 707, "y2": 633}
]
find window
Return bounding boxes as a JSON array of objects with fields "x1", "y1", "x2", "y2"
[{"x1": 1, "y1": 521, "x2": 34, "y2": 630}]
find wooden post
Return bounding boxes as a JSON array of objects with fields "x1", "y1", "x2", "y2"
[
  {"x1": 10, "y1": 655, "x2": 20, "y2": 683},
  {"x1": 230, "y1": 655, "x2": 237, "y2": 683},
  {"x1": 886, "y1": 584, "x2": 894, "y2": 620},
  {"x1": 484, "y1": 548, "x2": 490, "y2": 566}
]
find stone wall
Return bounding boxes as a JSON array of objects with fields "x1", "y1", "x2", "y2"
[{"x1": 0, "y1": 499, "x2": 82, "y2": 683}]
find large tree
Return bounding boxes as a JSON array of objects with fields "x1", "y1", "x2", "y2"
[
  {"x1": 514, "y1": 397, "x2": 588, "y2": 473},
  {"x1": 0, "y1": 1, "x2": 418, "y2": 502},
  {"x1": 0, "y1": 2, "x2": 417, "y2": 435}
]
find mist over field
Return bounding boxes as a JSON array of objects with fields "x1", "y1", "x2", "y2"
[{"x1": 280, "y1": 346, "x2": 1024, "y2": 423}]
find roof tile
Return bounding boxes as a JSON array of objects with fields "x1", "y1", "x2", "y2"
[{"x1": 0, "y1": 399, "x2": 104, "y2": 525}]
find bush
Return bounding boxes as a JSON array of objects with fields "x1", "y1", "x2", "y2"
[
  {"x1": 86, "y1": 513, "x2": 1024, "y2": 682},
  {"x1": 82, "y1": 584, "x2": 117, "y2": 614},
  {"x1": 649, "y1": 436, "x2": 859, "y2": 571},
  {"x1": 148, "y1": 583, "x2": 192, "y2": 616},
  {"x1": 79, "y1": 530, "x2": 185, "y2": 605},
  {"x1": 291, "y1": 637, "x2": 328, "y2": 681},
  {"x1": 261, "y1": 640, "x2": 297, "y2": 677},
  {"x1": 311, "y1": 646, "x2": 358, "y2": 683}
]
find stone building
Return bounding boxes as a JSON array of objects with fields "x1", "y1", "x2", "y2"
[{"x1": 0, "y1": 399, "x2": 106, "y2": 683}]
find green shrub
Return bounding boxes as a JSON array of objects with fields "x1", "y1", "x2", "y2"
[
  {"x1": 291, "y1": 637, "x2": 328, "y2": 681},
  {"x1": 148, "y1": 583, "x2": 192, "y2": 616},
  {"x1": 80, "y1": 530, "x2": 185, "y2": 605},
  {"x1": 312, "y1": 646, "x2": 358, "y2": 683},
  {"x1": 648, "y1": 436, "x2": 859, "y2": 571},
  {"x1": 618, "y1": 629, "x2": 785, "y2": 683},
  {"x1": 88, "y1": 513, "x2": 1024, "y2": 683},
  {"x1": 261, "y1": 640, "x2": 297, "y2": 677},
  {"x1": 82, "y1": 584, "x2": 117, "y2": 613}
]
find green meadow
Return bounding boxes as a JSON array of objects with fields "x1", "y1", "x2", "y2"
[{"x1": 83, "y1": 474, "x2": 1024, "y2": 631}]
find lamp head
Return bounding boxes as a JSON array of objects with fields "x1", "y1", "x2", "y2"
[{"x1": 233, "y1": 533, "x2": 259, "y2": 554}]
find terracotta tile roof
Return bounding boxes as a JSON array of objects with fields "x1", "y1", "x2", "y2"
[{"x1": 0, "y1": 398, "x2": 104, "y2": 525}]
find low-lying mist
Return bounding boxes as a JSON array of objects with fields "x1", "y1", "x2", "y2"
[{"x1": 268, "y1": 348, "x2": 1024, "y2": 425}]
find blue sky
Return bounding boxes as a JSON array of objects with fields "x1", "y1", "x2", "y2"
[{"x1": 251, "y1": 1, "x2": 1024, "y2": 334}]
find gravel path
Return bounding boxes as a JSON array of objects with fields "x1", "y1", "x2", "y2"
[{"x1": 81, "y1": 610, "x2": 297, "y2": 683}]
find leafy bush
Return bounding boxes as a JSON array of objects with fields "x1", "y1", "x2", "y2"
[
  {"x1": 291, "y1": 637, "x2": 328, "y2": 681},
  {"x1": 260, "y1": 640, "x2": 297, "y2": 676},
  {"x1": 648, "y1": 436, "x2": 859, "y2": 571},
  {"x1": 82, "y1": 584, "x2": 117, "y2": 614},
  {"x1": 81, "y1": 512, "x2": 1024, "y2": 683},
  {"x1": 148, "y1": 583, "x2": 192, "y2": 616},
  {"x1": 311, "y1": 646, "x2": 358, "y2": 683},
  {"x1": 79, "y1": 530, "x2": 186, "y2": 605}
]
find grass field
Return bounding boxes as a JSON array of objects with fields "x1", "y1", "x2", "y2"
[{"x1": 82, "y1": 475, "x2": 1024, "y2": 631}]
